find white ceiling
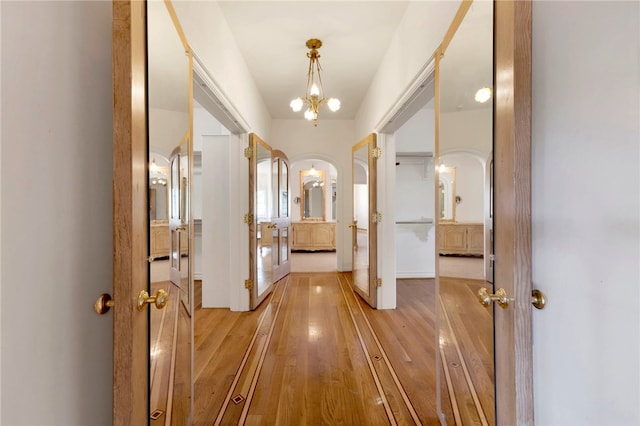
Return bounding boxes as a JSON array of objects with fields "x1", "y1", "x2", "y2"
[
  {"x1": 151, "y1": 1, "x2": 493, "y2": 122},
  {"x1": 217, "y1": 1, "x2": 410, "y2": 120}
]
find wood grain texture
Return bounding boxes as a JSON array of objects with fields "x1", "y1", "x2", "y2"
[
  {"x1": 112, "y1": 1, "x2": 148, "y2": 424},
  {"x1": 191, "y1": 273, "x2": 496, "y2": 424},
  {"x1": 494, "y1": 0, "x2": 534, "y2": 424}
]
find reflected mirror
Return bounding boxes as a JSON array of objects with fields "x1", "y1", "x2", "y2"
[
  {"x1": 351, "y1": 134, "x2": 377, "y2": 308},
  {"x1": 438, "y1": 166, "x2": 456, "y2": 221},
  {"x1": 148, "y1": 0, "x2": 192, "y2": 423},
  {"x1": 300, "y1": 169, "x2": 325, "y2": 221},
  {"x1": 436, "y1": 0, "x2": 494, "y2": 424},
  {"x1": 250, "y1": 134, "x2": 276, "y2": 309}
]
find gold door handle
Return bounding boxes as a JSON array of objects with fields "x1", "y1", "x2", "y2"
[
  {"x1": 267, "y1": 223, "x2": 277, "y2": 229},
  {"x1": 531, "y1": 289, "x2": 547, "y2": 310},
  {"x1": 94, "y1": 293, "x2": 115, "y2": 315},
  {"x1": 176, "y1": 225, "x2": 187, "y2": 231},
  {"x1": 348, "y1": 223, "x2": 357, "y2": 228},
  {"x1": 137, "y1": 289, "x2": 169, "y2": 312},
  {"x1": 477, "y1": 287, "x2": 510, "y2": 308}
]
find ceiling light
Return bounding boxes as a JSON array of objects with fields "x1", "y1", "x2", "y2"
[
  {"x1": 290, "y1": 38, "x2": 340, "y2": 127},
  {"x1": 475, "y1": 87, "x2": 492, "y2": 103}
]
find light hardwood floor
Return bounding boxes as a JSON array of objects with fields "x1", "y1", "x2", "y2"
[{"x1": 190, "y1": 273, "x2": 494, "y2": 425}]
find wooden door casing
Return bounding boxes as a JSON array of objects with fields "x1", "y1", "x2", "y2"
[
  {"x1": 112, "y1": 1, "x2": 148, "y2": 423},
  {"x1": 494, "y1": 0, "x2": 533, "y2": 423}
]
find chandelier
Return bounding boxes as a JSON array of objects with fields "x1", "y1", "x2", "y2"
[{"x1": 289, "y1": 39, "x2": 341, "y2": 126}]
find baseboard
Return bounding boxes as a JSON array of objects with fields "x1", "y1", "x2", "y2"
[{"x1": 395, "y1": 272, "x2": 435, "y2": 279}]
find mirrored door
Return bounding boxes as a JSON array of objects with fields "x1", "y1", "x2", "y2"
[
  {"x1": 148, "y1": 0, "x2": 193, "y2": 423},
  {"x1": 271, "y1": 150, "x2": 291, "y2": 283},
  {"x1": 249, "y1": 134, "x2": 275, "y2": 309},
  {"x1": 436, "y1": 0, "x2": 495, "y2": 424},
  {"x1": 351, "y1": 134, "x2": 378, "y2": 308}
]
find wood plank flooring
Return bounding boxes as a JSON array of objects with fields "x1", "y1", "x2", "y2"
[{"x1": 191, "y1": 273, "x2": 494, "y2": 425}]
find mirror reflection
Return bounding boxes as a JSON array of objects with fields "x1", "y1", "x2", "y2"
[
  {"x1": 300, "y1": 169, "x2": 325, "y2": 220},
  {"x1": 438, "y1": 165, "x2": 456, "y2": 221},
  {"x1": 437, "y1": 0, "x2": 494, "y2": 424},
  {"x1": 147, "y1": 0, "x2": 192, "y2": 423},
  {"x1": 352, "y1": 142, "x2": 370, "y2": 298},
  {"x1": 255, "y1": 140, "x2": 273, "y2": 299}
]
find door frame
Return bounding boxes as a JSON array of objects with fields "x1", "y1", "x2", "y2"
[
  {"x1": 112, "y1": 1, "x2": 148, "y2": 423},
  {"x1": 493, "y1": 0, "x2": 533, "y2": 423}
]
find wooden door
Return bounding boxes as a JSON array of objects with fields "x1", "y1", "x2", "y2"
[
  {"x1": 113, "y1": 0, "x2": 194, "y2": 423},
  {"x1": 351, "y1": 134, "x2": 378, "y2": 308},
  {"x1": 436, "y1": 0, "x2": 533, "y2": 424},
  {"x1": 249, "y1": 134, "x2": 276, "y2": 309},
  {"x1": 493, "y1": 1, "x2": 533, "y2": 423},
  {"x1": 271, "y1": 150, "x2": 291, "y2": 283},
  {"x1": 112, "y1": 2, "x2": 148, "y2": 423}
]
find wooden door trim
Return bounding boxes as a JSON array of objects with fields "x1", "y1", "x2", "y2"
[
  {"x1": 494, "y1": 0, "x2": 533, "y2": 424},
  {"x1": 112, "y1": 1, "x2": 148, "y2": 424},
  {"x1": 248, "y1": 133, "x2": 275, "y2": 309},
  {"x1": 351, "y1": 133, "x2": 378, "y2": 308}
]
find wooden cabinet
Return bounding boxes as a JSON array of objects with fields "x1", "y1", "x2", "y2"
[
  {"x1": 438, "y1": 223, "x2": 484, "y2": 256},
  {"x1": 150, "y1": 220, "x2": 189, "y2": 259},
  {"x1": 150, "y1": 220, "x2": 170, "y2": 260},
  {"x1": 291, "y1": 222, "x2": 336, "y2": 251}
]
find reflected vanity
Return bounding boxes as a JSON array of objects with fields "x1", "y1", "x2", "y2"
[{"x1": 291, "y1": 167, "x2": 336, "y2": 252}]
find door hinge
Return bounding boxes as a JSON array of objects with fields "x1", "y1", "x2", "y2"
[
  {"x1": 489, "y1": 254, "x2": 496, "y2": 262},
  {"x1": 244, "y1": 279, "x2": 254, "y2": 289},
  {"x1": 244, "y1": 147, "x2": 253, "y2": 158},
  {"x1": 372, "y1": 212, "x2": 382, "y2": 223},
  {"x1": 372, "y1": 147, "x2": 382, "y2": 159},
  {"x1": 376, "y1": 278, "x2": 382, "y2": 287},
  {"x1": 243, "y1": 213, "x2": 254, "y2": 224}
]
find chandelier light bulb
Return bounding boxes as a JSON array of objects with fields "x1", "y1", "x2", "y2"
[
  {"x1": 474, "y1": 87, "x2": 492, "y2": 103},
  {"x1": 290, "y1": 39, "x2": 340, "y2": 125},
  {"x1": 290, "y1": 97, "x2": 304, "y2": 112},
  {"x1": 304, "y1": 109, "x2": 315, "y2": 121},
  {"x1": 309, "y1": 83, "x2": 320, "y2": 97}
]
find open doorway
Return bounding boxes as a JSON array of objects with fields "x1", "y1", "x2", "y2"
[{"x1": 289, "y1": 158, "x2": 338, "y2": 272}]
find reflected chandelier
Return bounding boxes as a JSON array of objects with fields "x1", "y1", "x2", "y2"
[{"x1": 289, "y1": 39, "x2": 340, "y2": 126}]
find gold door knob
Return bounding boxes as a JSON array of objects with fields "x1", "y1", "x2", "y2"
[
  {"x1": 477, "y1": 287, "x2": 510, "y2": 309},
  {"x1": 531, "y1": 289, "x2": 547, "y2": 310},
  {"x1": 137, "y1": 289, "x2": 169, "y2": 312},
  {"x1": 348, "y1": 222, "x2": 357, "y2": 228},
  {"x1": 94, "y1": 293, "x2": 115, "y2": 315}
]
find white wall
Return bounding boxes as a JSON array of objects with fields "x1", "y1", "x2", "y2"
[
  {"x1": 150, "y1": 107, "x2": 190, "y2": 158},
  {"x1": 532, "y1": 2, "x2": 640, "y2": 425},
  {"x1": 440, "y1": 108, "x2": 492, "y2": 156},
  {"x1": 202, "y1": 135, "x2": 231, "y2": 308},
  {"x1": 395, "y1": 108, "x2": 436, "y2": 278},
  {"x1": 1, "y1": 2, "x2": 113, "y2": 424},
  {"x1": 355, "y1": 1, "x2": 460, "y2": 139},
  {"x1": 173, "y1": 1, "x2": 272, "y2": 139},
  {"x1": 271, "y1": 120, "x2": 356, "y2": 271}
]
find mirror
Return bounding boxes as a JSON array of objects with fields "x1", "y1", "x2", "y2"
[
  {"x1": 250, "y1": 134, "x2": 276, "y2": 309},
  {"x1": 438, "y1": 166, "x2": 456, "y2": 221},
  {"x1": 351, "y1": 134, "x2": 377, "y2": 308},
  {"x1": 437, "y1": 0, "x2": 494, "y2": 424},
  {"x1": 300, "y1": 169, "x2": 325, "y2": 221},
  {"x1": 147, "y1": 0, "x2": 192, "y2": 423}
]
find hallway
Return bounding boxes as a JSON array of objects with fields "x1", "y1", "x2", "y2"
[
  {"x1": 193, "y1": 273, "x2": 440, "y2": 424},
  {"x1": 191, "y1": 272, "x2": 491, "y2": 425}
]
